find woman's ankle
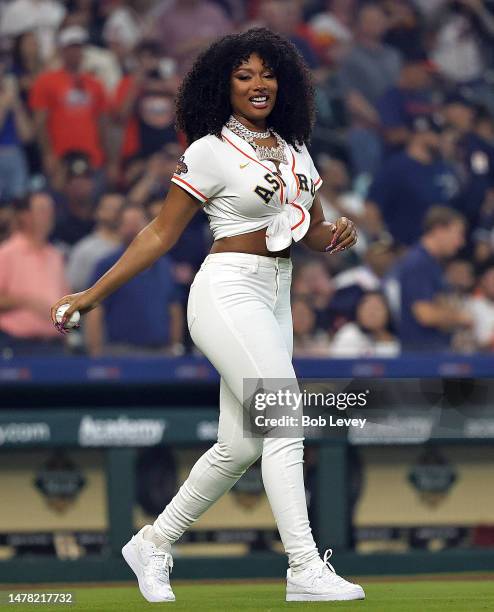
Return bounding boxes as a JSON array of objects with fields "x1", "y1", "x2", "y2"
[{"x1": 143, "y1": 525, "x2": 172, "y2": 552}]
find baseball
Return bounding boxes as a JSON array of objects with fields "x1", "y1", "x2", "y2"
[{"x1": 55, "y1": 303, "x2": 81, "y2": 329}]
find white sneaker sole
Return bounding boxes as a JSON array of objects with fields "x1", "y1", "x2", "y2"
[
  {"x1": 286, "y1": 588, "x2": 365, "y2": 602},
  {"x1": 122, "y1": 539, "x2": 175, "y2": 603}
]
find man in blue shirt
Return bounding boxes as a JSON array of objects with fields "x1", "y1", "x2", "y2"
[
  {"x1": 85, "y1": 205, "x2": 183, "y2": 356},
  {"x1": 366, "y1": 116, "x2": 460, "y2": 246},
  {"x1": 451, "y1": 103, "x2": 494, "y2": 230},
  {"x1": 386, "y1": 207, "x2": 472, "y2": 351}
]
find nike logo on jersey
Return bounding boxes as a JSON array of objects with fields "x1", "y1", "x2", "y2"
[{"x1": 239, "y1": 162, "x2": 250, "y2": 169}]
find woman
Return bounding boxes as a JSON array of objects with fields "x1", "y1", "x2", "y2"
[
  {"x1": 12, "y1": 32, "x2": 44, "y2": 102},
  {"x1": 0, "y1": 58, "x2": 32, "y2": 200},
  {"x1": 51, "y1": 28, "x2": 363, "y2": 603},
  {"x1": 292, "y1": 296, "x2": 331, "y2": 356},
  {"x1": 330, "y1": 291, "x2": 399, "y2": 357}
]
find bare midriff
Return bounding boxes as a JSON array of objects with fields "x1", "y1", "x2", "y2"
[{"x1": 210, "y1": 226, "x2": 291, "y2": 259}]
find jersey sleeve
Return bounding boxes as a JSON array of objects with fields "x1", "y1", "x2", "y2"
[
  {"x1": 170, "y1": 138, "x2": 224, "y2": 204},
  {"x1": 302, "y1": 144, "x2": 322, "y2": 192}
]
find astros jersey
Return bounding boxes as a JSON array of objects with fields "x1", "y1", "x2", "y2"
[{"x1": 171, "y1": 125, "x2": 322, "y2": 252}]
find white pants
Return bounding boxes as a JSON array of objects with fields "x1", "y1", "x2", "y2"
[{"x1": 153, "y1": 252, "x2": 319, "y2": 570}]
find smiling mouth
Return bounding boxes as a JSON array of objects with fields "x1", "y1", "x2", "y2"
[{"x1": 249, "y1": 95, "x2": 269, "y2": 109}]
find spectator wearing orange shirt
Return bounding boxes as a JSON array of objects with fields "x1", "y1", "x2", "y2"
[
  {"x1": 30, "y1": 26, "x2": 108, "y2": 180},
  {"x1": 0, "y1": 192, "x2": 69, "y2": 356}
]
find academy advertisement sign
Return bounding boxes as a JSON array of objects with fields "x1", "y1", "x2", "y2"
[{"x1": 78, "y1": 415, "x2": 167, "y2": 447}]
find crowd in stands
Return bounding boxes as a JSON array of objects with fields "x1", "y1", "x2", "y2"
[{"x1": 1, "y1": 0, "x2": 494, "y2": 358}]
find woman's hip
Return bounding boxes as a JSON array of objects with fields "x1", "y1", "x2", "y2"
[
  {"x1": 187, "y1": 256, "x2": 295, "y2": 382},
  {"x1": 188, "y1": 253, "x2": 292, "y2": 330}
]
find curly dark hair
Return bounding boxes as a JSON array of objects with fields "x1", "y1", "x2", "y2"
[{"x1": 176, "y1": 28, "x2": 315, "y2": 148}]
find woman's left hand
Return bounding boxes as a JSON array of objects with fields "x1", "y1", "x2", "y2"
[{"x1": 325, "y1": 217, "x2": 358, "y2": 254}]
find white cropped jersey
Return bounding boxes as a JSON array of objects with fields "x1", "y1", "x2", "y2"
[{"x1": 171, "y1": 125, "x2": 322, "y2": 252}]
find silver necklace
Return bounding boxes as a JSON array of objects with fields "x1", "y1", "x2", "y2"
[
  {"x1": 226, "y1": 115, "x2": 288, "y2": 165},
  {"x1": 226, "y1": 115, "x2": 271, "y2": 140}
]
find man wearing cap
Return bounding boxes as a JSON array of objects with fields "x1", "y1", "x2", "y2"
[
  {"x1": 366, "y1": 115, "x2": 461, "y2": 246},
  {"x1": 444, "y1": 97, "x2": 494, "y2": 230},
  {"x1": 30, "y1": 26, "x2": 108, "y2": 178},
  {"x1": 377, "y1": 51, "x2": 438, "y2": 153},
  {"x1": 51, "y1": 151, "x2": 97, "y2": 247}
]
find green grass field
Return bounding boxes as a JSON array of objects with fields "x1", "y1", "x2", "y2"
[{"x1": 2, "y1": 579, "x2": 494, "y2": 612}]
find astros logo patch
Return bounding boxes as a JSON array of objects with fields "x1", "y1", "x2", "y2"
[{"x1": 175, "y1": 156, "x2": 188, "y2": 175}]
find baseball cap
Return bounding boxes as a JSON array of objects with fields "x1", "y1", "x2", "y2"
[
  {"x1": 58, "y1": 26, "x2": 88, "y2": 48},
  {"x1": 62, "y1": 151, "x2": 93, "y2": 178}
]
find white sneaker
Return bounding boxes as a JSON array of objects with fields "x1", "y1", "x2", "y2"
[
  {"x1": 286, "y1": 549, "x2": 365, "y2": 602},
  {"x1": 122, "y1": 526, "x2": 175, "y2": 603}
]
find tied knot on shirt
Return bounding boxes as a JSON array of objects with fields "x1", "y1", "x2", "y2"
[{"x1": 265, "y1": 203, "x2": 311, "y2": 252}]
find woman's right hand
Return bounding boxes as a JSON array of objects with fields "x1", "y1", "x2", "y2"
[{"x1": 50, "y1": 290, "x2": 99, "y2": 333}]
